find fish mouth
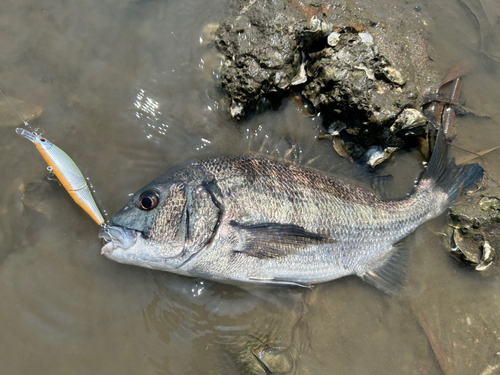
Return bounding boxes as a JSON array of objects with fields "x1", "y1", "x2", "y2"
[{"x1": 98, "y1": 225, "x2": 141, "y2": 255}]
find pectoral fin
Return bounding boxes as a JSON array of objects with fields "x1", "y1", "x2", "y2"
[{"x1": 230, "y1": 220, "x2": 336, "y2": 259}]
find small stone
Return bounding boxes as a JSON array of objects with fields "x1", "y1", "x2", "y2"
[
  {"x1": 327, "y1": 32, "x2": 341, "y2": 47},
  {"x1": 332, "y1": 136, "x2": 351, "y2": 159},
  {"x1": 475, "y1": 241, "x2": 496, "y2": 271},
  {"x1": 291, "y1": 52, "x2": 308, "y2": 86},
  {"x1": 255, "y1": 97, "x2": 271, "y2": 114},
  {"x1": 358, "y1": 32, "x2": 374, "y2": 45},
  {"x1": 390, "y1": 108, "x2": 427, "y2": 135},
  {"x1": 200, "y1": 23, "x2": 220, "y2": 46},
  {"x1": 328, "y1": 121, "x2": 346, "y2": 136},
  {"x1": 230, "y1": 101, "x2": 244, "y2": 119},
  {"x1": 366, "y1": 146, "x2": 397, "y2": 167},
  {"x1": 253, "y1": 347, "x2": 294, "y2": 374},
  {"x1": 382, "y1": 66, "x2": 406, "y2": 86}
]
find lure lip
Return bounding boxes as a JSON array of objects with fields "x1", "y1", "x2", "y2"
[{"x1": 16, "y1": 127, "x2": 37, "y2": 143}]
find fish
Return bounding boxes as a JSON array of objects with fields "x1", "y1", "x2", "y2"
[
  {"x1": 16, "y1": 127, "x2": 105, "y2": 225},
  {"x1": 99, "y1": 129, "x2": 483, "y2": 294}
]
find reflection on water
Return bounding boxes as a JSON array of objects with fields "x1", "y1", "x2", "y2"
[
  {"x1": 0, "y1": 0, "x2": 499, "y2": 374},
  {"x1": 144, "y1": 275, "x2": 308, "y2": 374}
]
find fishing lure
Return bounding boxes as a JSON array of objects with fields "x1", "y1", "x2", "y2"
[
  {"x1": 1, "y1": 90, "x2": 105, "y2": 225},
  {"x1": 15, "y1": 128, "x2": 105, "y2": 225}
]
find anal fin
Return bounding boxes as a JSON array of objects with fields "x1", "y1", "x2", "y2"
[
  {"x1": 361, "y1": 240, "x2": 411, "y2": 295},
  {"x1": 248, "y1": 276, "x2": 313, "y2": 289}
]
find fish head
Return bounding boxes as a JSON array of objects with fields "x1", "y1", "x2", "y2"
[{"x1": 99, "y1": 163, "x2": 221, "y2": 272}]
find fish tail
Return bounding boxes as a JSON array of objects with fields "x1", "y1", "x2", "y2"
[
  {"x1": 421, "y1": 129, "x2": 483, "y2": 204},
  {"x1": 363, "y1": 131, "x2": 483, "y2": 295}
]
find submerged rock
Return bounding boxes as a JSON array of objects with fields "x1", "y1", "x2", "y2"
[
  {"x1": 252, "y1": 346, "x2": 294, "y2": 374},
  {"x1": 448, "y1": 188, "x2": 500, "y2": 271},
  {"x1": 215, "y1": 0, "x2": 434, "y2": 164}
]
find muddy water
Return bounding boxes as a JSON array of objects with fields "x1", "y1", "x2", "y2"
[{"x1": 0, "y1": 0, "x2": 499, "y2": 374}]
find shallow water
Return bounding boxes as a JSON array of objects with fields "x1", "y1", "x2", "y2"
[{"x1": 1, "y1": 0, "x2": 499, "y2": 374}]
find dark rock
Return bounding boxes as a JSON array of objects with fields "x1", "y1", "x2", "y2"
[
  {"x1": 216, "y1": 0, "x2": 308, "y2": 120},
  {"x1": 214, "y1": 0, "x2": 433, "y2": 164}
]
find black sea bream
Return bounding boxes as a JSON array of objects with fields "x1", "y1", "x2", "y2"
[{"x1": 99, "y1": 130, "x2": 483, "y2": 293}]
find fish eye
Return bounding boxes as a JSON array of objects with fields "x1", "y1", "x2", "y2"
[{"x1": 138, "y1": 190, "x2": 160, "y2": 210}]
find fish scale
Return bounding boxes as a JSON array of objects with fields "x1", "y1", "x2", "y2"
[{"x1": 217, "y1": 156, "x2": 420, "y2": 233}]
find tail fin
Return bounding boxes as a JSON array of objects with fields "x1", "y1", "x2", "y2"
[{"x1": 421, "y1": 129, "x2": 483, "y2": 204}]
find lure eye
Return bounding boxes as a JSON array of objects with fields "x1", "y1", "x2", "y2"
[
  {"x1": 139, "y1": 190, "x2": 160, "y2": 210},
  {"x1": 40, "y1": 138, "x2": 46, "y2": 142}
]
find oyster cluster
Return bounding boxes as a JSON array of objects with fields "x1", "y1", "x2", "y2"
[
  {"x1": 448, "y1": 188, "x2": 499, "y2": 271},
  {"x1": 215, "y1": 0, "x2": 430, "y2": 165}
]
